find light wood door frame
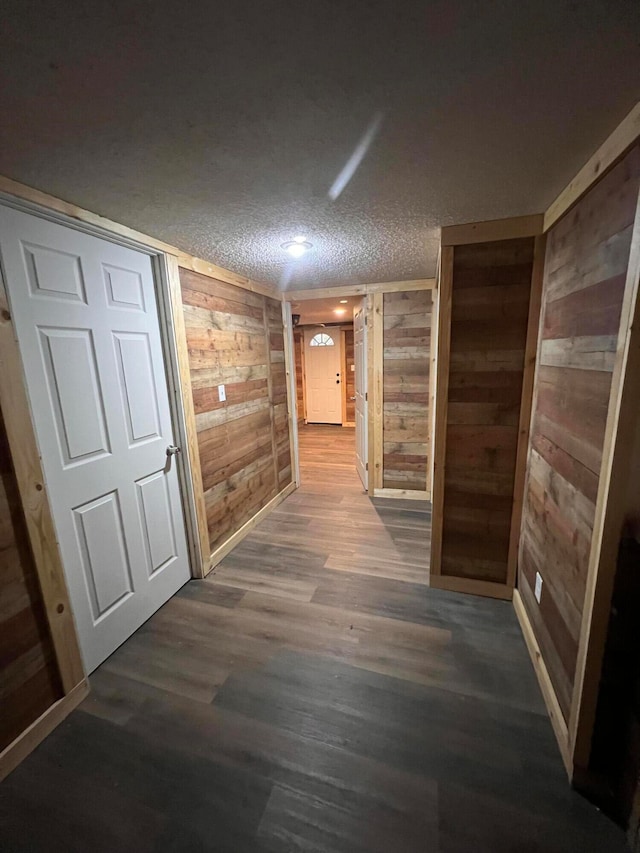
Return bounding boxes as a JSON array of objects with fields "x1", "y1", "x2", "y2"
[
  {"x1": 282, "y1": 301, "x2": 301, "y2": 487},
  {"x1": 0, "y1": 194, "x2": 205, "y2": 588}
]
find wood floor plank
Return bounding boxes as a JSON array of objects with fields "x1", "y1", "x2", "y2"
[{"x1": 0, "y1": 424, "x2": 628, "y2": 852}]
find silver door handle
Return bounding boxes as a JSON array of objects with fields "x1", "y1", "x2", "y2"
[
  {"x1": 350, "y1": 396, "x2": 356, "y2": 401},
  {"x1": 166, "y1": 445, "x2": 181, "y2": 457}
]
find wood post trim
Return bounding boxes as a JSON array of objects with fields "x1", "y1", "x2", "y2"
[
  {"x1": 0, "y1": 270, "x2": 85, "y2": 693},
  {"x1": 506, "y1": 233, "x2": 547, "y2": 589},
  {"x1": 429, "y1": 246, "x2": 453, "y2": 577},
  {"x1": 166, "y1": 256, "x2": 210, "y2": 578},
  {"x1": 544, "y1": 101, "x2": 640, "y2": 232}
]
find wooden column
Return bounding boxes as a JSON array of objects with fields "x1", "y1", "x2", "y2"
[{"x1": 430, "y1": 215, "x2": 544, "y2": 600}]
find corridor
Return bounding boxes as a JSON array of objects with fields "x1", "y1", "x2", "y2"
[{"x1": 0, "y1": 426, "x2": 626, "y2": 852}]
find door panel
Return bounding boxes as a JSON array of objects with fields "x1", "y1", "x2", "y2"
[
  {"x1": 304, "y1": 328, "x2": 342, "y2": 424},
  {"x1": 354, "y1": 301, "x2": 368, "y2": 488},
  {"x1": 0, "y1": 205, "x2": 191, "y2": 672},
  {"x1": 136, "y1": 469, "x2": 179, "y2": 577},
  {"x1": 73, "y1": 491, "x2": 133, "y2": 619},
  {"x1": 113, "y1": 332, "x2": 161, "y2": 444},
  {"x1": 39, "y1": 327, "x2": 110, "y2": 464}
]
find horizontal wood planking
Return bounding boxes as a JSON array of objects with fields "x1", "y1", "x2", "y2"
[
  {"x1": 518, "y1": 144, "x2": 640, "y2": 724},
  {"x1": 441, "y1": 237, "x2": 535, "y2": 587},
  {"x1": 180, "y1": 269, "x2": 292, "y2": 555},
  {"x1": 0, "y1": 408, "x2": 62, "y2": 752},
  {"x1": 382, "y1": 290, "x2": 431, "y2": 491}
]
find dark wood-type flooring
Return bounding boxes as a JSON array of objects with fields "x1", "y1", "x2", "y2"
[{"x1": 0, "y1": 425, "x2": 627, "y2": 851}]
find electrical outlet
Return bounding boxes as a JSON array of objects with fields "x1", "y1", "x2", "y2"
[
  {"x1": 350, "y1": 364, "x2": 355, "y2": 371},
  {"x1": 218, "y1": 384, "x2": 226, "y2": 402},
  {"x1": 534, "y1": 572, "x2": 543, "y2": 604}
]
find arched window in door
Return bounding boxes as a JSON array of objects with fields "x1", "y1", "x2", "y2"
[{"x1": 310, "y1": 332, "x2": 335, "y2": 347}]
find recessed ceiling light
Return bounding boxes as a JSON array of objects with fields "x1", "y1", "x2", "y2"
[
  {"x1": 334, "y1": 308, "x2": 346, "y2": 315},
  {"x1": 282, "y1": 236, "x2": 312, "y2": 258},
  {"x1": 339, "y1": 299, "x2": 348, "y2": 304}
]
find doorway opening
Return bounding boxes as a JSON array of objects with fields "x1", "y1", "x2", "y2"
[{"x1": 288, "y1": 294, "x2": 368, "y2": 491}]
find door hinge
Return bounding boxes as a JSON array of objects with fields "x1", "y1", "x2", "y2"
[
  {"x1": 365, "y1": 392, "x2": 368, "y2": 402},
  {"x1": 366, "y1": 462, "x2": 368, "y2": 471}
]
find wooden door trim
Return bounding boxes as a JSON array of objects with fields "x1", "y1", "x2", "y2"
[
  {"x1": 281, "y1": 301, "x2": 301, "y2": 488},
  {"x1": 340, "y1": 329, "x2": 347, "y2": 426},
  {"x1": 0, "y1": 260, "x2": 85, "y2": 694},
  {"x1": 161, "y1": 255, "x2": 210, "y2": 578},
  {"x1": 366, "y1": 293, "x2": 384, "y2": 491}
]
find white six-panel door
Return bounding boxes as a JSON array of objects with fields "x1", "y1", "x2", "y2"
[
  {"x1": 354, "y1": 302, "x2": 368, "y2": 488},
  {"x1": 304, "y1": 327, "x2": 342, "y2": 424},
  {"x1": 0, "y1": 205, "x2": 191, "y2": 672}
]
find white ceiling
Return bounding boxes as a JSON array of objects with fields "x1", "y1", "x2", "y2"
[
  {"x1": 0, "y1": 1, "x2": 638, "y2": 291},
  {"x1": 292, "y1": 296, "x2": 361, "y2": 326}
]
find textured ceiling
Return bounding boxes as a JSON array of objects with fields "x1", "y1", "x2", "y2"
[
  {"x1": 292, "y1": 296, "x2": 361, "y2": 326},
  {"x1": 0, "y1": 1, "x2": 639, "y2": 291}
]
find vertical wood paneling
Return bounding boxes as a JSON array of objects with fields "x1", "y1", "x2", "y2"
[
  {"x1": 438, "y1": 236, "x2": 536, "y2": 590},
  {"x1": 0, "y1": 408, "x2": 61, "y2": 752},
  {"x1": 180, "y1": 269, "x2": 292, "y2": 554},
  {"x1": 519, "y1": 145, "x2": 640, "y2": 722},
  {"x1": 382, "y1": 290, "x2": 431, "y2": 491}
]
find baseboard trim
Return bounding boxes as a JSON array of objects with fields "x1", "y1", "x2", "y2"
[
  {"x1": 513, "y1": 588, "x2": 573, "y2": 778},
  {"x1": 205, "y1": 481, "x2": 297, "y2": 575},
  {"x1": 430, "y1": 574, "x2": 513, "y2": 600},
  {"x1": 373, "y1": 488, "x2": 430, "y2": 501},
  {"x1": 0, "y1": 679, "x2": 89, "y2": 782}
]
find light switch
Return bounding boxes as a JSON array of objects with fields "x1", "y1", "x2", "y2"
[
  {"x1": 351, "y1": 364, "x2": 355, "y2": 371},
  {"x1": 534, "y1": 572, "x2": 543, "y2": 604},
  {"x1": 218, "y1": 384, "x2": 226, "y2": 402}
]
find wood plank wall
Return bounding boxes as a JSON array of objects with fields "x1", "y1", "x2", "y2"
[
  {"x1": 0, "y1": 407, "x2": 61, "y2": 751},
  {"x1": 441, "y1": 238, "x2": 535, "y2": 584},
  {"x1": 345, "y1": 329, "x2": 355, "y2": 423},
  {"x1": 519, "y1": 145, "x2": 640, "y2": 721},
  {"x1": 180, "y1": 269, "x2": 292, "y2": 554},
  {"x1": 382, "y1": 290, "x2": 431, "y2": 491}
]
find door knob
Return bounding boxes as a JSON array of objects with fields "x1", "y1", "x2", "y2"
[
  {"x1": 336, "y1": 379, "x2": 340, "y2": 384},
  {"x1": 166, "y1": 445, "x2": 181, "y2": 457}
]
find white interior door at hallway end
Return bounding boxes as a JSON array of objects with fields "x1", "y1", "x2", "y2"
[
  {"x1": 304, "y1": 328, "x2": 343, "y2": 424},
  {"x1": 0, "y1": 204, "x2": 191, "y2": 673},
  {"x1": 354, "y1": 301, "x2": 368, "y2": 489}
]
